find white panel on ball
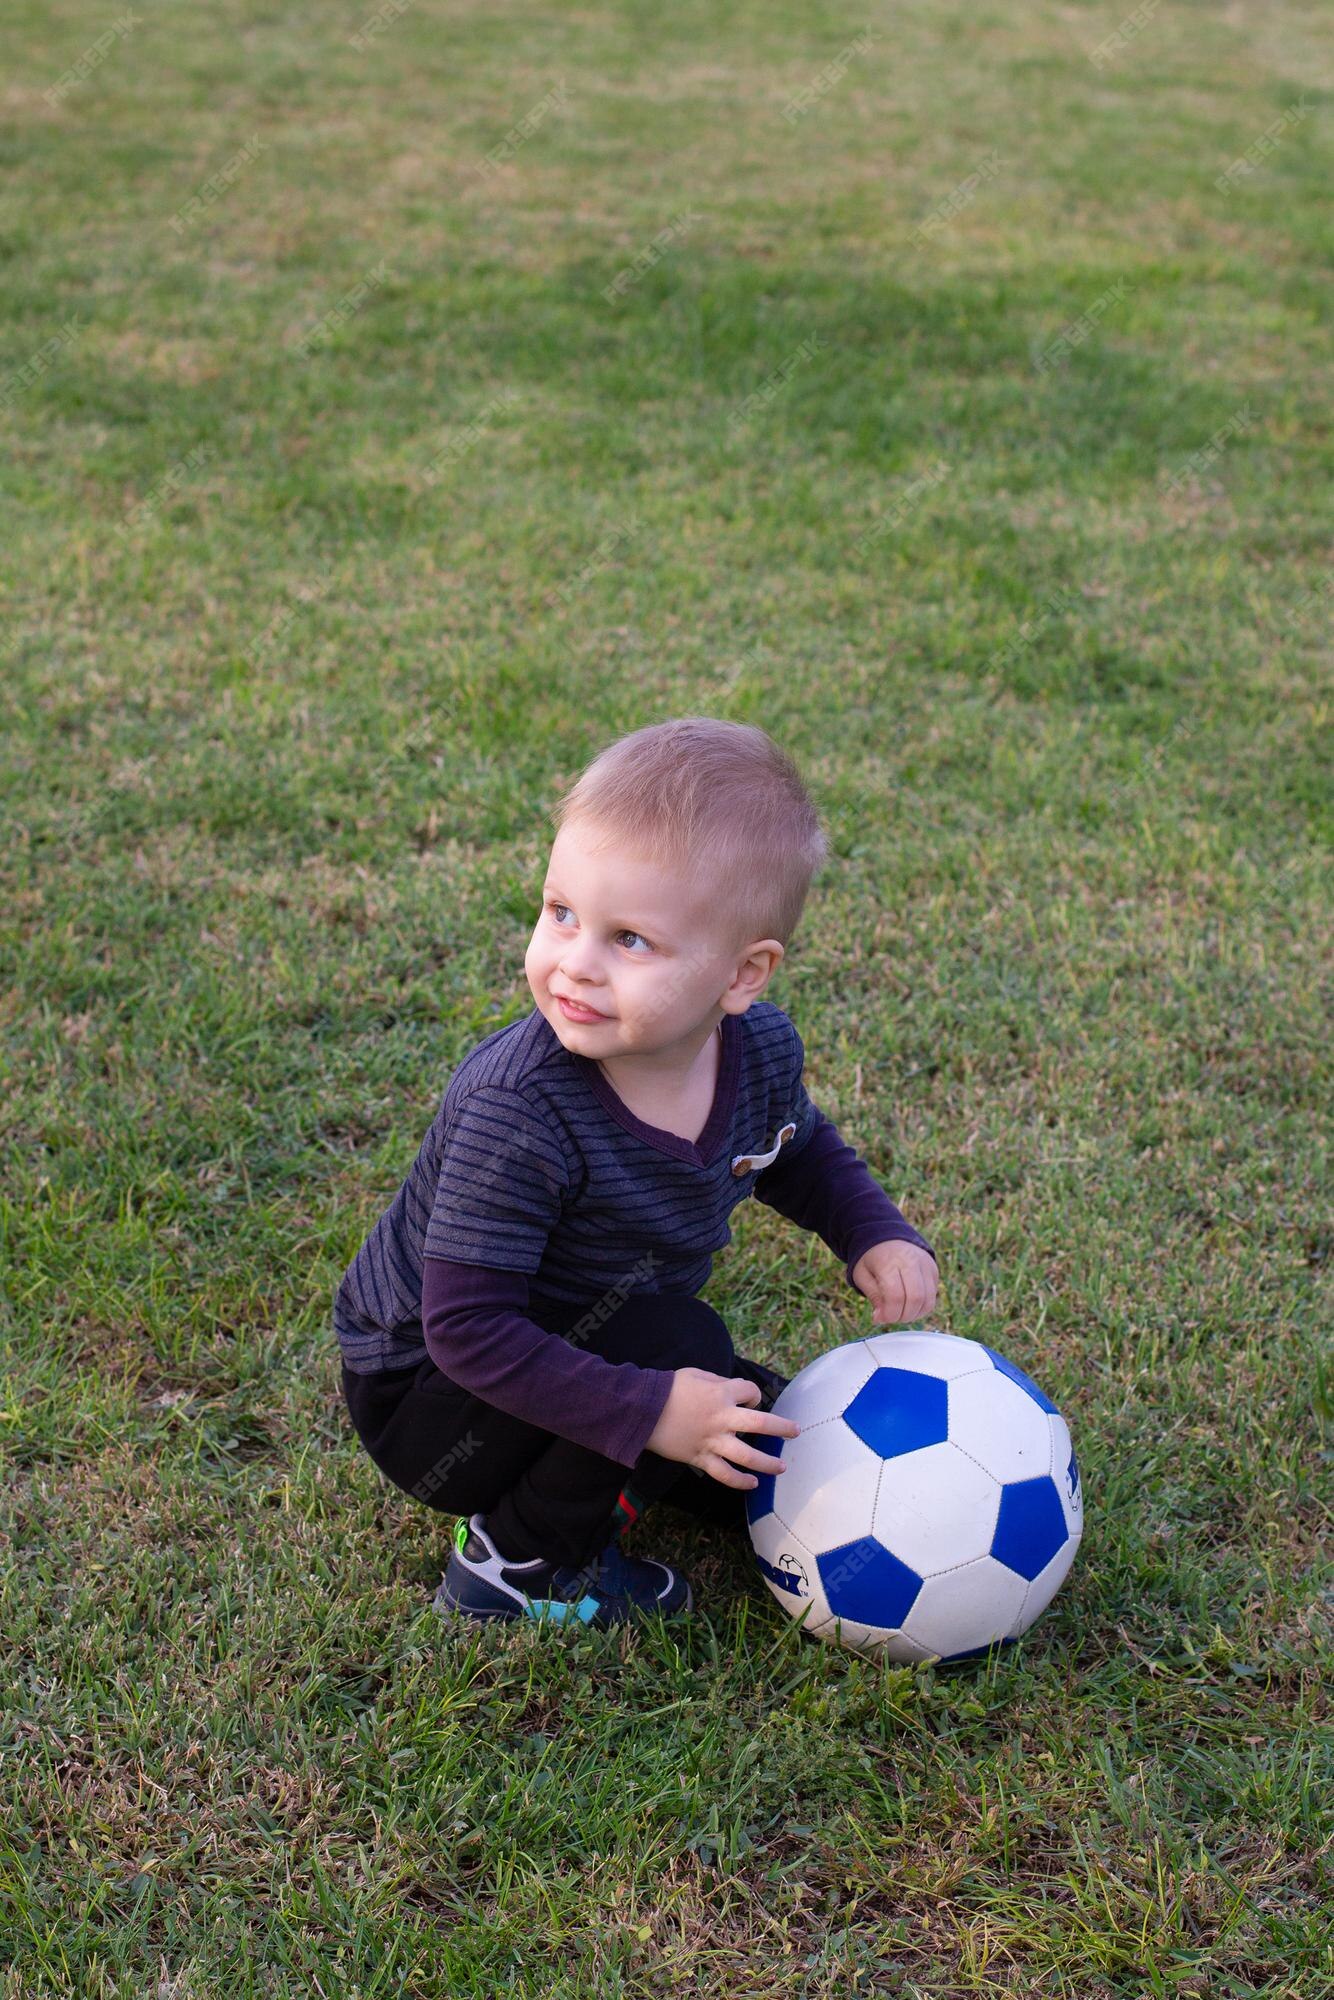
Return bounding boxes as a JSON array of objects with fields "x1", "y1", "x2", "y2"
[
  {"x1": 948, "y1": 1371, "x2": 1053, "y2": 1483},
  {"x1": 748, "y1": 1511, "x2": 829, "y2": 1634},
  {"x1": 902, "y1": 1557, "x2": 1029, "y2": 1659},
  {"x1": 863, "y1": 1329, "x2": 993, "y2": 1379},
  {"x1": 871, "y1": 1442, "x2": 1001, "y2": 1575},
  {"x1": 773, "y1": 1342, "x2": 879, "y2": 1430},
  {"x1": 769, "y1": 1417, "x2": 883, "y2": 1551},
  {"x1": 816, "y1": 1614, "x2": 938, "y2": 1664}
]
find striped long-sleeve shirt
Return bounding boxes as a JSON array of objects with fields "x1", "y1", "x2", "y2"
[{"x1": 333, "y1": 999, "x2": 935, "y2": 1464}]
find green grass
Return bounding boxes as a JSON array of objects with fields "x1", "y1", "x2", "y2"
[{"x1": 2, "y1": 0, "x2": 1330, "y2": 1991}]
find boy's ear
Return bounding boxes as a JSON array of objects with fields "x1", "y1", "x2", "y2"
[{"x1": 726, "y1": 938, "x2": 784, "y2": 1006}]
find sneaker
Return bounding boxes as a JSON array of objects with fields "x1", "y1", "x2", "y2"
[{"x1": 433, "y1": 1511, "x2": 693, "y2": 1628}]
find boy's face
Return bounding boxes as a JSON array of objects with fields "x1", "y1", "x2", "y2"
[{"x1": 525, "y1": 819, "x2": 783, "y2": 1058}]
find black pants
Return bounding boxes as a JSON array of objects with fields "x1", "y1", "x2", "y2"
[{"x1": 340, "y1": 1290, "x2": 769, "y2": 1568}]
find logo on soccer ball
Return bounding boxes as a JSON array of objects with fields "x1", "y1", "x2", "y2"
[{"x1": 755, "y1": 1550, "x2": 809, "y2": 1598}]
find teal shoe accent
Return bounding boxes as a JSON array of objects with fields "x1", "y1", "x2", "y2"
[{"x1": 526, "y1": 1594, "x2": 602, "y2": 1625}]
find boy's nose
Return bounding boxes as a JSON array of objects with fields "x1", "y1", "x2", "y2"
[{"x1": 559, "y1": 945, "x2": 602, "y2": 983}]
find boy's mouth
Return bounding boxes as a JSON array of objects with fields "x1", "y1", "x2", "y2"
[{"x1": 556, "y1": 994, "x2": 610, "y2": 1022}]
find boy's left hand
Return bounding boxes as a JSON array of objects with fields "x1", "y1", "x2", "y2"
[{"x1": 851, "y1": 1240, "x2": 939, "y2": 1325}]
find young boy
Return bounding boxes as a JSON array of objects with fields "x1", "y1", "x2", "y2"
[{"x1": 335, "y1": 716, "x2": 939, "y2": 1627}]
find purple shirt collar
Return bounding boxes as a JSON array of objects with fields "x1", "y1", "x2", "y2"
[{"x1": 577, "y1": 1013, "x2": 742, "y2": 1167}]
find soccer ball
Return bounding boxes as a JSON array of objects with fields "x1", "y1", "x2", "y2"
[{"x1": 747, "y1": 1330, "x2": 1083, "y2": 1663}]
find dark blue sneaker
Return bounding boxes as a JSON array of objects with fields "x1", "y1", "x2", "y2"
[{"x1": 433, "y1": 1512, "x2": 693, "y2": 1628}]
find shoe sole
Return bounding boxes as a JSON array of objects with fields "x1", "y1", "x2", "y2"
[{"x1": 432, "y1": 1576, "x2": 693, "y2": 1627}]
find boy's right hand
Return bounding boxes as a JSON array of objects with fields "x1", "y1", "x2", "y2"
[{"x1": 644, "y1": 1367, "x2": 801, "y2": 1491}]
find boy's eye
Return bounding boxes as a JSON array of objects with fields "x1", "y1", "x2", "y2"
[{"x1": 546, "y1": 903, "x2": 651, "y2": 952}]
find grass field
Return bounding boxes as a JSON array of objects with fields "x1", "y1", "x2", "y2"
[{"x1": 3, "y1": 0, "x2": 1331, "y2": 1992}]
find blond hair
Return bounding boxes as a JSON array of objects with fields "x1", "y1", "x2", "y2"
[{"x1": 549, "y1": 716, "x2": 830, "y2": 952}]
